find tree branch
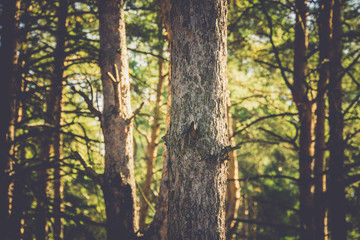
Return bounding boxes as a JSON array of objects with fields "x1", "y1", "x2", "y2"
[
  {"x1": 71, "y1": 86, "x2": 102, "y2": 119},
  {"x1": 233, "y1": 113, "x2": 297, "y2": 137},
  {"x1": 229, "y1": 174, "x2": 298, "y2": 182},
  {"x1": 254, "y1": 59, "x2": 293, "y2": 73},
  {"x1": 127, "y1": 102, "x2": 144, "y2": 123},
  {"x1": 230, "y1": 218, "x2": 300, "y2": 231},
  {"x1": 258, "y1": 127, "x2": 297, "y2": 149},
  {"x1": 259, "y1": 0, "x2": 293, "y2": 91},
  {"x1": 72, "y1": 151, "x2": 103, "y2": 185},
  {"x1": 127, "y1": 47, "x2": 168, "y2": 61}
]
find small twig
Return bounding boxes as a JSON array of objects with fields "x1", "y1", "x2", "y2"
[
  {"x1": 107, "y1": 64, "x2": 122, "y2": 113},
  {"x1": 107, "y1": 72, "x2": 117, "y2": 83}
]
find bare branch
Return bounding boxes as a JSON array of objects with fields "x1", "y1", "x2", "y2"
[
  {"x1": 127, "y1": 47, "x2": 168, "y2": 61},
  {"x1": 259, "y1": 0, "x2": 293, "y2": 91},
  {"x1": 136, "y1": 182, "x2": 156, "y2": 213},
  {"x1": 71, "y1": 86, "x2": 102, "y2": 119},
  {"x1": 233, "y1": 113, "x2": 297, "y2": 137},
  {"x1": 258, "y1": 127, "x2": 297, "y2": 149},
  {"x1": 72, "y1": 151, "x2": 103, "y2": 185},
  {"x1": 230, "y1": 218, "x2": 300, "y2": 231},
  {"x1": 345, "y1": 174, "x2": 360, "y2": 186},
  {"x1": 254, "y1": 59, "x2": 293, "y2": 73},
  {"x1": 134, "y1": 124, "x2": 150, "y2": 145},
  {"x1": 127, "y1": 102, "x2": 144, "y2": 123},
  {"x1": 229, "y1": 174, "x2": 298, "y2": 182}
]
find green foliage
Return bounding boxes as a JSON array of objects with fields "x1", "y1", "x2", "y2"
[{"x1": 2, "y1": 0, "x2": 360, "y2": 239}]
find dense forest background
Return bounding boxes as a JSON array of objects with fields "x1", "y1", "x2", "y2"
[{"x1": 1, "y1": 0, "x2": 360, "y2": 239}]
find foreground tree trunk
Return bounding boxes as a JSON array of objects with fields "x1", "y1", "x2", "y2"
[
  {"x1": 328, "y1": 0, "x2": 346, "y2": 239},
  {"x1": 98, "y1": 0, "x2": 138, "y2": 239},
  {"x1": 293, "y1": 0, "x2": 315, "y2": 239},
  {"x1": 0, "y1": 0, "x2": 21, "y2": 239},
  {"x1": 166, "y1": 0, "x2": 229, "y2": 239},
  {"x1": 314, "y1": 0, "x2": 332, "y2": 239}
]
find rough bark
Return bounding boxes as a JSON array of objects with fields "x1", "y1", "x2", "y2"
[
  {"x1": 0, "y1": 0, "x2": 21, "y2": 239},
  {"x1": 98, "y1": 0, "x2": 138, "y2": 239},
  {"x1": 166, "y1": 0, "x2": 229, "y2": 239},
  {"x1": 53, "y1": 0, "x2": 68, "y2": 238},
  {"x1": 139, "y1": 24, "x2": 165, "y2": 232},
  {"x1": 293, "y1": 0, "x2": 315, "y2": 239},
  {"x1": 225, "y1": 112, "x2": 240, "y2": 238},
  {"x1": 328, "y1": 0, "x2": 346, "y2": 239},
  {"x1": 314, "y1": 1, "x2": 332, "y2": 239}
]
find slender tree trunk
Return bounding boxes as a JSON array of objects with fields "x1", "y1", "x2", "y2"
[
  {"x1": 37, "y1": 150, "x2": 50, "y2": 239},
  {"x1": 166, "y1": 0, "x2": 229, "y2": 239},
  {"x1": 226, "y1": 112, "x2": 240, "y2": 238},
  {"x1": 328, "y1": 0, "x2": 346, "y2": 239},
  {"x1": 145, "y1": 1, "x2": 171, "y2": 239},
  {"x1": 139, "y1": 23, "x2": 165, "y2": 231},
  {"x1": 53, "y1": 0, "x2": 68, "y2": 238},
  {"x1": 0, "y1": 0, "x2": 21, "y2": 239},
  {"x1": 98, "y1": 0, "x2": 138, "y2": 239},
  {"x1": 293, "y1": 0, "x2": 315, "y2": 239},
  {"x1": 146, "y1": 68, "x2": 170, "y2": 239},
  {"x1": 314, "y1": 1, "x2": 332, "y2": 239},
  {"x1": 36, "y1": 1, "x2": 68, "y2": 239}
]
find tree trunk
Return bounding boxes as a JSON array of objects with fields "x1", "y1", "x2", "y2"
[
  {"x1": 293, "y1": 0, "x2": 315, "y2": 239},
  {"x1": 36, "y1": 1, "x2": 68, "y2": 239},
  {"x1": 328, "y1": 0, "x2": 346, "y2": 239},
  {"x1": 98, "y1": 0, "x2": 138, "y2": 239},
  {"x1": 139, "y1": 23, "x2": 165, "y2": 231},
  {"x1": 53, "y1": 0, "x2": 68, "y2": 238},
  {"x1": 145, "y1": 1, "x2": 172, "y2": 239},
  {"x1": 166, "y1": 0, "x2": 229, "y2": 239},
  {"x1": 226, "y1": 112, "x2": 240, "y2": 238},
  {"x1": 0, "y1": 0, "x2": 21, "y2": 239},
  {"x1": 314, "y1": 1, "x2": 332, "y2": 239}
]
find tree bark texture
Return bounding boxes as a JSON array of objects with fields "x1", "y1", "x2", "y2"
[
  {"x1": 293, "y1": 0, "x2": 315, "y2": 239},
  {"x1": 98, "y1": 0, "x2": 138, "y2": 239},
  {"x1": 0, "y1": 0, "x2": 21, "y2": 239},
  {"x1": 328, "y1": 0, "x2": 346, "y2": 239},
  {"x1": 166, "y1": 0, "x2": 229, "y2": 239},
  {"x1": 314, "y1": 1, "x2": 332, "y2": 239}
]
